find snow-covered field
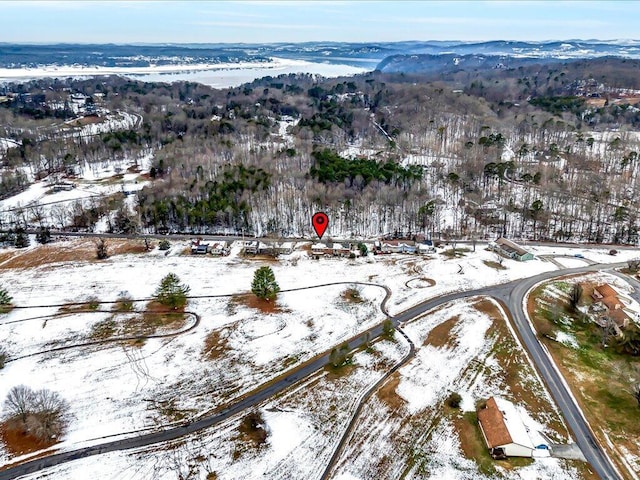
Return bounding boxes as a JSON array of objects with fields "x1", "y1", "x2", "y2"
[
  {"x1": 0, "y1": 239, "x2": 633, "y2": 477},
  {"x1": 530, "y1": 244, "x2": 640, "y2": 265},
  {"x1": 72, "y1": 111, "x2": 140, "y2": 138},
  {"x1": 17, "y1": 338, "x2": 409, "y2": 480}
]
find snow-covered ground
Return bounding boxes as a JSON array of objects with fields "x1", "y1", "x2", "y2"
[
  {"x1": 328, "y1": 298, "x2": 579, "y2": 479},
  {"x1": 72, "y1": 111, "x2": 140, "y2": 138},
  {"x1": 552, "y1": 257, "x2": 592, "y2": 269},
  {"x1": 16, "y1": 337, "x2": 408, "y2": 480},
  {"x1": 0, "y1": 152, "x2": 152, "y2": 228},
  {"x1": 0, "y1": 240, "x2": 633, "y2": 476},
  {"x1": 0, "y1": 137, "x2": 20, "y2": 154},
  {"x1": 530, "y1": 244, "x2": 640, "y2": 265}
]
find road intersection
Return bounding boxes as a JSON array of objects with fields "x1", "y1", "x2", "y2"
[{"x1": 0, "y1": 260, "x2": 630, "y2": 480}]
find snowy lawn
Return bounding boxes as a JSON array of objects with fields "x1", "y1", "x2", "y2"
[
  {"x1": 16, "y1": 337, "x2": 408, "y2": 480},
  {"x1": 531, "y1": 244, "x2": 640, "y2": 265}
]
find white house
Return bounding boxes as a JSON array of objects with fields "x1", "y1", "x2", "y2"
[
  {"x1": 311, "y1": 243, "x2": 330, "y2": 256},
  {"x1": 209, "y1": 241, "x2": 229, "y2": 256},
  {"x1": 332, "y1": 243, "x2": 351, "y2": 257},
  {"x1": 478, "y1": 397, "x2": 536, "y2": 458},
  {"x1": 417, "y1": 243, "x2": 436, "y2": 255},
  {"x1": 275, "y1": 242, "x2": 294, "y2": 255}
]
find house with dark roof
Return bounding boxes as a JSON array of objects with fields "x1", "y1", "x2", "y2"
[
  {"x1": 489, "y1": 237, "x2": 534, "y2": 261},
  {"x1": 190, "y1": 239, "x2": 209, "y2": 255}
]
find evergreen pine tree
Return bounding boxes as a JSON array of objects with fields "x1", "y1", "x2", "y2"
[
  {"x1": 154, "y1": 273, "x2": 190, "y2": 309},
  {"x1": 251, "y1": 266, "x2": 280, "y2": 301},
  {"x1": 0, "y1": 286, "x2": 13, "y2": 314},
  {"x1": 14, "y1": 228, "x2": 29, "y2": 248},
  {"x1": 0, "y1": 286, "x2": 12, "y2": 306},
  {"x1": 36, "y1": 226, "x2": 51, "y2": 244}
]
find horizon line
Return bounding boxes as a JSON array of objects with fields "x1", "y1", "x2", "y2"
[{"x1": 1, "y1": 38, "x2": 640, "y2": 47}]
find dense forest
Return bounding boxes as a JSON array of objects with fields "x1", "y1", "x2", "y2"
[{"x1": 1, "y1": 56, "x2": 640, "y2": 243}]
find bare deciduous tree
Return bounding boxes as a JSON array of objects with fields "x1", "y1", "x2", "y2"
[
  {"x1": 3, "y1": 385, "x2": 69, "y2": 442},
  {"x1": 4, "y1": 385, "x2": 34, "y2": 423},
  {"x1": 26, "y1": 389, "x2": 69, "y2": 441}
]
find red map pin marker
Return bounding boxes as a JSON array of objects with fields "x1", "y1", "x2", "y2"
[{"x1": 312, "y1": 212, "x2": 329, "y2": 239}]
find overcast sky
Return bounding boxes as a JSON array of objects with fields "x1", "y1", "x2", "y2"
[{"x1": 2, "y1": 1, "x2": 638, "y2": 44}]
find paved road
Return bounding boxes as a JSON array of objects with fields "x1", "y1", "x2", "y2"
[{"x1": 0, "y1": 262, "x2": 629, "y2": 479}]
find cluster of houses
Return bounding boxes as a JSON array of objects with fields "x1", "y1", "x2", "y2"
[
  {"x1": 190, "y1": 237, "x2": 443, "y2": 259},
  {"x1": 190, "y1": 239, "x2": 230, "y2": 256},
  {"x1": 242, "y1": 240, "x2": 295, "y2": 256},
  {"x1": 191, "y1": 239, "x2": 298, "y2": 257},
  {"x1": 373, "y1": 239, "x2": 437, "y2": 255},
  {"x1": 0, "y1": 89, "x2": 100, "y2": 117},
  {"x1": 308, "y1": 239, "x2": 437, "y2": 258},
  {"x1": 310, "y1": 242, "x2": 358, "y2": 258}
]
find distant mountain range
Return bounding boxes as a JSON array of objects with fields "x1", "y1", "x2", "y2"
[{"x1": 1, "y1": 40, "x2": 639, "y2": 74}]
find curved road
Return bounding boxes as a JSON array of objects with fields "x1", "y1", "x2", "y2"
[
  {"x1": 0, "y1": 262, "x2": 628, "y2": 479},
  {"x1": 506, "y1": 264, "x2": 624, "y2": 480}
]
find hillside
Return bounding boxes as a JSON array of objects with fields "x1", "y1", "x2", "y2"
[{"x1": 1, "y1": 56, "x2": 640, "y2": 244}]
